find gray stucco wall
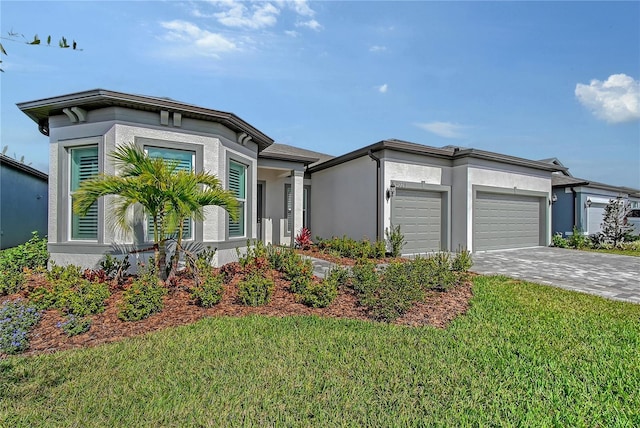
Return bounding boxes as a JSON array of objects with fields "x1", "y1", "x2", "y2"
[
  {"x1": 0, "y1": 162, "x2": 48, "y2": 249},
  {"x1": 310, "y1": 155, "x2": 377, "y2": 240},
  {"x1": 45, "y1": 106, "x2": 259, "y2": 268}
]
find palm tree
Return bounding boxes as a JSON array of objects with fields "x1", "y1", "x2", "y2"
[
  {"x1": 164, "y1": 169, "x2": 238, "y2": 283},
  {"x1": 73, "y1": 143, "x2": 238, "y2": 278}
]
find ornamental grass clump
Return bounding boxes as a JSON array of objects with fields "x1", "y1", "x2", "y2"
[
  {"x1": 0, "y1": 299, "x2": 41, "y2": 355},
  {"x1": 118, "y1": 264, "x2": 167, "y2": 321}
]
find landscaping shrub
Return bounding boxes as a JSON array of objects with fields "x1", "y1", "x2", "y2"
[
  {"x1": 281, "y1": 250, "x2": 314, "y2": 294},
  {"x1": 299, "y1": 280, "x2": 338, "y2": 308},
  {"x1": 298, "y1": 267, "x2": 346, "y2": 308},
  {"x1": 425, "y1": 252, "x2": 456, "y2": 291},
  {"x1": 0, "y1": 299, "x2": 41, "y2": 354},
  {"x1": 350, "y1": 258, "x2": 379, "y2": 298},
  {"x1": 99, "y1": 253, "x2": 131, "y2": 280},
  {"x1": 220, "y1": 262, "x2": 242, "y2": 283},
  {"x1": 567, "y1": 226, "x2": 590, "y2": 249},
  {"x1": 600, "y1": 198, "x2": 634, "y2": 248},
  {"x1": 191, "y1": 259, "x2": 224, "y2": 308},
  {"x1": 0, "y1": 231, "x2": 49, "y2": 272},
  {"x1": 385, "y1": 224, "x2": 406, "y2": 257},
  {"x1": 237, "y1": 273, "x2": 274, "y2": 306},
  {"x1": 317, "y1": 236, "x2": 386, "y2": 260},
  {"x1": 118, "y1": 264, "x2": 167, "y2": 321},
  {"x1": 266, "y1": 245, "x2": 287, "y2": 271},
  {"x1": 370, "y1": 262, "x2": 423, "y2": 322},
  {"x1": 0, "y1": 269, "x2": 26, "y2": 295},
  {"x1": 237, "y1": 240, "x2": 270, "y2": 275},
  {"x1": 295, "y1": 227, "x2": 313, "y2": 250},
  {"x1": 451, "y1": 248, "x2": 473, "y2": 273},
  {"x1": 29, "y1": 264, "x2": 110, "y2": 316},
  {"x1": 58, "y1": 314, "x2": 92, "y2": 336},
  {"x1": 551, "y1": 233, "x2": 568, "y2": 248},
  {"x1": 0, "y1": 232, "x2": 49, "y2": 295}
]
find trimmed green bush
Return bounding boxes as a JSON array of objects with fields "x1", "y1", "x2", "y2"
[
  {"x1": 0, "y1": 269, "x2": 26, "y2": 295},
  {"x1": 118, "y1": 265, "x2": 167, "y2": 321},
  {"x1": 191, "y1": 259, "x2": 224, "y2": 308},
  {"x1": 29, "y1": 264, "x2": 110, "y2": 316},
  {"x1": 350, "y1": 259, "x2": 379, "y2": 298},
  {"x1": 552, "y1": 233, "x2": 568, "y2": 248},
  {"x1": 281, "y1": 251, "x2": 314, "y2": 294},
  {"x1": 299, "y1": 267, "x2": 346, "y2": 308},
  {"x1": 237, "y1": 273, "x2": 275, "y2": 306},
  {"x1": 0, "y1": 232, "x2": 49, "y2": 295}
]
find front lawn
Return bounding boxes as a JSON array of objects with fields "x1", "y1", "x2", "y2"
[{"x1": 2, "y1": 275, "x2": 638, "y2": 427}]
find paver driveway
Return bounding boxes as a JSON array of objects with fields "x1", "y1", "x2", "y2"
[{"x1": 471, "y1": 247, "x2": 640, "y2": 304}]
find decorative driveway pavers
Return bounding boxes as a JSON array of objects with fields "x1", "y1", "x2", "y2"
[{"x1": 471, "y1": 247, "x2": 640, "y2": 304}]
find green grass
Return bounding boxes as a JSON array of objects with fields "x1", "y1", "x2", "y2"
[
  {"x1": 584, "y1": 247, "x2": 640, "y2": 257},
  {"x1": 2, "y1": 276, "x2": 639, "y2": 427}
]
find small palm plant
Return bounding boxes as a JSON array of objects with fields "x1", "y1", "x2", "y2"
[{"x1": 73, "y1": 143, "x2": 238, "y2": 279}]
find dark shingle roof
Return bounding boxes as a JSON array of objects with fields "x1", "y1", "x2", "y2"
[
  {"x1": 260, "y1": 143, "x2": 334, "y2": 167},
  {"x1": 0, "y1": 154, "x2": 48, "y2": 180}
]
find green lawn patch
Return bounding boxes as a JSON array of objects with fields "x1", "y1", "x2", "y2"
[{"x1": 1, "y1": 276, "x2": 639, "y2": 427}]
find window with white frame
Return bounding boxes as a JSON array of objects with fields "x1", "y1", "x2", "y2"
[
  {"x1": 70, "y1": 146, "x2": 99, "y2": 240},
  {"x1": 285, "y1": 184, "x2": 310, "y2": 234},
  {"x1": 228, "y1": 160, "x2": 247, "y2": 238},
  {"x1": 145, "y1": 146, "x2": 195, "y2": 241}
]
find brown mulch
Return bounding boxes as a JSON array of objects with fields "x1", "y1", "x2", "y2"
[{"x1": 2, "y1": 269, "x2": 473, "y2": 358}]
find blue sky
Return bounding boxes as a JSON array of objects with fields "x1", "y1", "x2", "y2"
[{"x1": 1, "y1": 1, "x2": 639, "y2": 188}]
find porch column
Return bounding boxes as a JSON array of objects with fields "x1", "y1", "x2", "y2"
[{"x1": 291, "y1": 170, "x2": 304, "y2": 240}]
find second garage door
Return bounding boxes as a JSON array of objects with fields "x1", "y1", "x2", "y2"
[
  {"x1": 474, "y1": 192, "x2": 542, "y2": 251},
  {"x1": 392, "y1": 189, "x2": 443, "y2": 254}
]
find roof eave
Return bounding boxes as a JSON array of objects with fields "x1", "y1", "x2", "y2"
[{"x1": 17, "y1": 89, "x2": 274, "y2": 150}]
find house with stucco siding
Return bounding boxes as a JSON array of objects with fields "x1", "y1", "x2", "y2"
[{"x1": 17, "y1": 89, "x2": 563, "y2": 268}]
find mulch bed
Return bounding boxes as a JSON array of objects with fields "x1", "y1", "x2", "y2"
[{"x1": 2, "y1": 267, "x2": 473, "y2": 358}]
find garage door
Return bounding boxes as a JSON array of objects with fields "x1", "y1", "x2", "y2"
[
  {"x1": 392, "y1": 189, "x2": 442, "y2": 254},
  {"x1": 474, "y1": 192, "x2": 542, "y2": 251},
  {"x1": 586, "y1": 204, "x2": 606, "y2": 235}
]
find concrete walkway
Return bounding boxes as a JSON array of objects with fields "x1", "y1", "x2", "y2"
[{"x1": 471, "y1": 247, "x2": 640, "y2": 304}]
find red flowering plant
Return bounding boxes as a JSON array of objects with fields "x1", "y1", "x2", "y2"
[{"x1": 295, "y1": 227, "x2": 313, "y2": 250}]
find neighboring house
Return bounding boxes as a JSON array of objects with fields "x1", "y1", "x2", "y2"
[
  {"x1": 545, "y1": 158, "x2": 640, "y2": 236},
  {"x1": 0, "y1": 154, "x2": 48, "y2": 249},
  {"x1": 18, "y1": 89, "x2": 563, "y2": 268}
]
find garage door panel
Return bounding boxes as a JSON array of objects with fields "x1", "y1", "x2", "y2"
[
  {"x1": 392, "y1": 189, "x2": 443, "y2": 254},
  {"x1": 474, "y1": 192, "x2": 542, "y2": 251}
]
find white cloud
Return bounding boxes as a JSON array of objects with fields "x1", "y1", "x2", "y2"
[
  {"x1": 160, "y1": 20, "x2": 237, "y2": 58},
  {"x1": 296, "y1": 19, "x2": 322, "y2": 31},
  {"x1": 415, "y1": 121, "x2": 467, "y2": 138},
  {"x1": 377, "y1": 83, "x2": 388, "y2": 93},
  {"x1": 214, "y1": 1, "x2": 280, "y2": 29},
  {"x1": 369, "y1": 45, "x2": 387, "y2": 53},
  {"x1": 575, "y1": 73, "x2": 640, "y2": 123},
  {"x1": 286, "y1": 0, "x2": 315, "y2": 17},
  {"x1": 284, "y1": 30, "x2": 299, "y2": 37}
]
